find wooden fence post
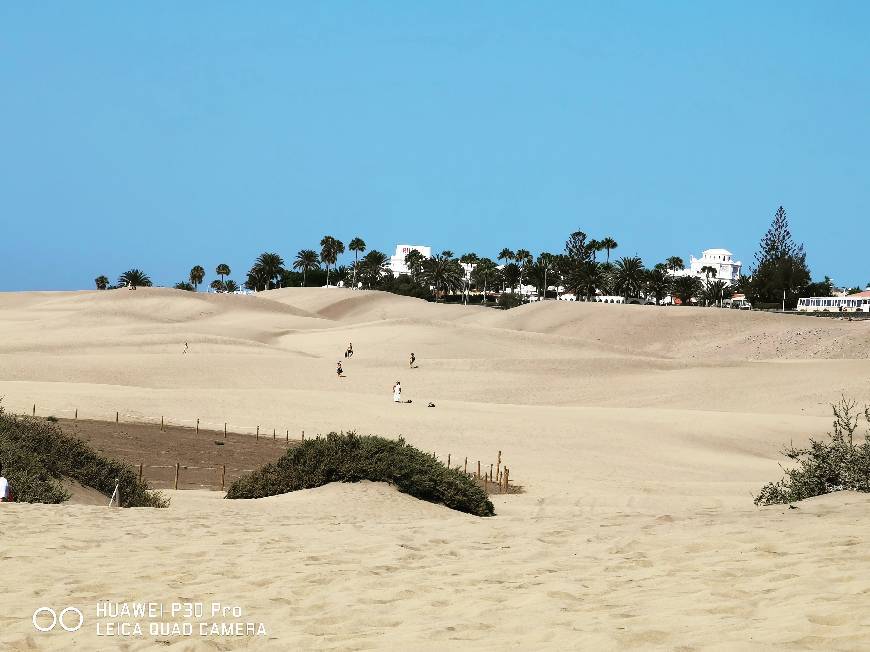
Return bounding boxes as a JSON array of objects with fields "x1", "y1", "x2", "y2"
[
  {"x1": 477, "y1": 461, "x2": 481, "y2": 478},
  {"x1": 286, "y1": 429, "x2": 289, "y2": 442},
  {"x1": 161, "y1": 415, "x2": 164, "y2": 431},
  {"x1": 116, "y1": 411, "x2": 119, "y2": 423},
  {"x1": 75, "y1": 408, "x2": 78, "y2": 420},
  {"x1": 496, "y1": 450, "x2": 501, "y2": 480},
  {"x1": 32, "y1": 404, "x2": 35, "y2": 416},
  {"x1": 196, "y1": 418, "x2": 200, "y2": 434},
  {"x1": 174, "y1": 463, "x2": 180, "y2": 490},
  {"x1": 302, "y1": 431, "x2": 305, "y2": 441},
  {"x1": 224, "y1": 422, "x2": 227, "y2": 438},
  {"x1": 464, "y1": 457, "x2": 467, "y2": 474},
  {"x1": 447, "y1": 453, "x2": 451, "y2": 468},
  {"x1": 490, "y1": 463, "x2": 494, "y2": 482},
  {"x1": 273, "y1": 428, "x2": 276, "y2": 440},
  {"x1": 221, "y1": 464, "x2": 226, "y2": 490}
]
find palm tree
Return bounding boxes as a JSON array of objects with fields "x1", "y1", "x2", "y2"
[
  {"x1": 320, "y1": 236, "x2": 345, "y2": 287},
  {"x1": 421, "y1": 253, "x2": 464, "y2": 300},
  {"x1": 251, "y1": 252, "x2": 285, "y2": 291},
  {"x1": 210, "y1": 279, "x2": 226, "y2": 293},
  {"x1": 348, "y1": 237, "x2": 366, "y2": 288},
  {"x1": 514, "y1": 249, "x2": 532, "y2": 296},
  {"x1": 293, "y1": 249, "x2": 320, "y2": 287},
  {"x1": 497, "y1": 248, "x2": 515, "y2": 291},
  {"x1": 224, "y1": 280, "x2": 239, "y2": 293},
  {"x1": 360, "y1": 250, "x2": 390, "y2": 288},
  {"x1": 672, "y1": 275, "x2": 703, "y2": 305},
  {"x1": 119, "y1": 269, "x2": 152, "y2": 289},
  {"x1": 404, "y1": 249, "x2": 426, "y2": 282},
  {"x1": 216, "y1": 264, "x2": 231, "y2": 283},
  {"x1": 174, "y1": 281, "x2": 194, "y2": 291},
  {"x1": 471, "y1": 258, "x2": 498, "y2": 304},
  {"x1": 566, "y1": 261, "x2": 602, "y2": 301},
  {"x1": 536, "y1": 252, "x2": 557, "y2": 299},
  {"x1": 189, "y1": 265, "x2": 205, "y2": 291},
  {"x1": 587, "y1": 239, "x2": 602, "y2": 263},
  {"x1": 702, "y1": 279, "x2": 729, "y2": 307},
  {"x1": 645, "y1": 267, "x2": 672, "y2": 305},
  {"x1": 601, "y1": 237, "x2": 618, "y2": 263},
  {"x1": 610, "y1": 256, "x2": 646, "y2": 299},
  {"x1": 500, "y1": 263, "x2": 521, "y2": 295},
  {"x1": 94, "y1": 275, "x2": 109, "y2": 290},
  {"x1": 700, "y1": 265, "x2": 717, "y2": 284},
  {"x1": 666, "y1": 256, "x2": 685, "y2": 273}
]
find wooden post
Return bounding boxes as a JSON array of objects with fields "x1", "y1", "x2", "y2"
[
  {"x1": 75, "y1": 408, "x2": 78, "y2": 420},
  {"x1": 161, "y1": 415, "x2": 164, "y2": 431},
  {"x1": 32, "y1": 404, "x2": 35, "y2": 416},
  {"x1": 504, "y1": 467, "x2": 509, "y2": 492},
  {"x1": 256, "y1": 425, "x2": 259, "y2": 439},
  {"x1": 174, "y1": 463, "x2": 180, "y2": 490},
  {"x1": 286, "y1": 429, "x2": 289, "y2": 443},
  {"x1": 477, "y1": 461, "x2": 481, "y2": 478},
  {"x1": 496, "y1": 450, "x2": 501, "y2": 480},
  {"x1": 464, "y1": 457, "x2": 468, "y2": 474},
  {"x1": 447, "y1": 453, "x2": 451, "y2": 468},
  {"x1": 138, "y1": 464, "x2": 143, "y2": 482},
  {"x1": 302, "y1": 431, "x2": 305, "y2": 441},
  {"x1": 116, "y1": 411, "x2": 119, "y2": 423},
  {"x1": 221, "y1": 464, "x2": 226, "y2": 490},
  {"x1": 196, "y1": 418, "x2": 200, "y2": 434},
  {"x1": 273, "y1": 428, "x2": 276, "y2": 440},
  {"x1": 490, "y1": 463, "x2": 494, "y2": 482},
  {"x1": 224, "y1": 422, "x2": 227, "y2": 438}
]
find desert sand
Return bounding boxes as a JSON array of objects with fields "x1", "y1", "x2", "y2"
[{"x1": 2, "y1": 287, "x2": 870, "y2": 651}]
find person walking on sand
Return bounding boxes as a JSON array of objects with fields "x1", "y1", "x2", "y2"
[
  {"x1": 409, "y1": 352, "x2": 416, "y2": 368},
  {"x1": 393, "y1": 381, "x2": 402, "y2": 403},
  {"x1": 0, "y1": 463, "x2": 11, "y2": 503},
  {"x1": 345, "y1": 342, "x2": 353, "y2": 358},
  {"x1": 337, "y1": 361, "x2": 345, "y2": 378},
  {"x1": 183, "y1": 342, "x2": 189, "y2": 354}
]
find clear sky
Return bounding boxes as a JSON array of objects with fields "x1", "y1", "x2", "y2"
[{"x1": 1, "y1": 2, "x2": 868, "y2": 291}]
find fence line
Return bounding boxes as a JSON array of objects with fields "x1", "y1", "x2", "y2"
[{"x1": 6, "y1": 398, "x2": 519, "y2": 495}]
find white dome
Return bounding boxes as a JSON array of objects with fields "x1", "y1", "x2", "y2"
[{"x1": 702, "y1": 248, "x2": 732, "y2": 256}]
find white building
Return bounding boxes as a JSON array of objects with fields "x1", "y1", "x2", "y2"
[
  {"x1": 389, "y1": 244, "x2": 432, "y2": 276},
  {"x1": 673, "y1": 248, "x2": 742, "y2": 285}
]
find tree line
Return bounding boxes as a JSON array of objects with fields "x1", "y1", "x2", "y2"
[{"x1": 95, "y1": 207, "x2": 847, "y2": 310}]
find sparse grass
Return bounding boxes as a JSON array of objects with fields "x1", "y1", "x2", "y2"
[
  {"x1": 226, "y1": 432, "x2": 495, "y2": 516},
  {"x1": 755, "y1": 395, "x2": 870, "y2": 506},
  {"x1": 0, "y1": 402, "x2": 168, "y2": 507}
]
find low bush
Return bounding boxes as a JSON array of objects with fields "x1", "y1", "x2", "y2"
[
  {"x1": 0, "y1": 404, "x2": 167, "y2": 507},
  {"x1": 755, "y1": 396, "x2": 870, "y2": 505},
  {"x1": 496, "y1": 293, "x2": 523, "y2": 309},
  {"x1": 226, "y1": 432, "x2": 494, "y2": 516}
]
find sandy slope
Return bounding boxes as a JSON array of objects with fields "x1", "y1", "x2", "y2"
[{"x1": 2, "y1": 287, "x2": 870, "y2": 651}]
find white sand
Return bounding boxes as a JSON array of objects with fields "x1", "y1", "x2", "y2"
[{"x1": 2, "y1": 287, "x2": 870, "y2": 650}]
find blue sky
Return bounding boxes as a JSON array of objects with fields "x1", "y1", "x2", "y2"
[{"x1": 1, "y1": 2, "x2": 867, "y2": 291}]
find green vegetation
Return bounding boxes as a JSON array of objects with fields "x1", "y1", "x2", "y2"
[
  {"x1": 0, "y1": 404, "x2": 167, "y2": 507},
  {"x1": 755, "y1": 396, "x2": 870, "y2": 506},
  {"x1": 226, "y1": 432, "x2": 494, "y2": 517},
  {"x1": 747, "y1": 206, "x2": 811, "y2": 310},
  {"x1": 119, "y1": 269, "x2": 152, "y2": 289}
]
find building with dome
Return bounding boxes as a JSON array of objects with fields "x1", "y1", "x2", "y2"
[{"x1": 674, "y1": 248, "x2": 742, "y2": 285}]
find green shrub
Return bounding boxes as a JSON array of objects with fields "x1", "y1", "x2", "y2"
[
  {"x1": 496, "y1": 293, "x2": 523, "y2": 309},
  {"x1": 755, "y1": 396, "x2": 870, "y2": 505},
  {"x1": 0, "y1": 406, "x2": 167, "y2": 507},
  {"x1": 227, "y1": 432, "x2": 494, "y2": 516}
]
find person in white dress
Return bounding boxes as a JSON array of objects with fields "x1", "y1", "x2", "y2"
[
  {"x1": 393, "y1": 381, "x2": 402, "y2": 403},
  {"x1": 0, "y1": 463, "x2": 11, "y2": 502}
]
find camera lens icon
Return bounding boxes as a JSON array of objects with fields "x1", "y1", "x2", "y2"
[{"x1": 33, "y1": 607, "x2": 84, "y2": 632}]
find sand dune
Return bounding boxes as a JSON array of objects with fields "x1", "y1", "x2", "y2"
[{"x1": 2, "y1": 288, "x2": 870, "y2": 650}]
